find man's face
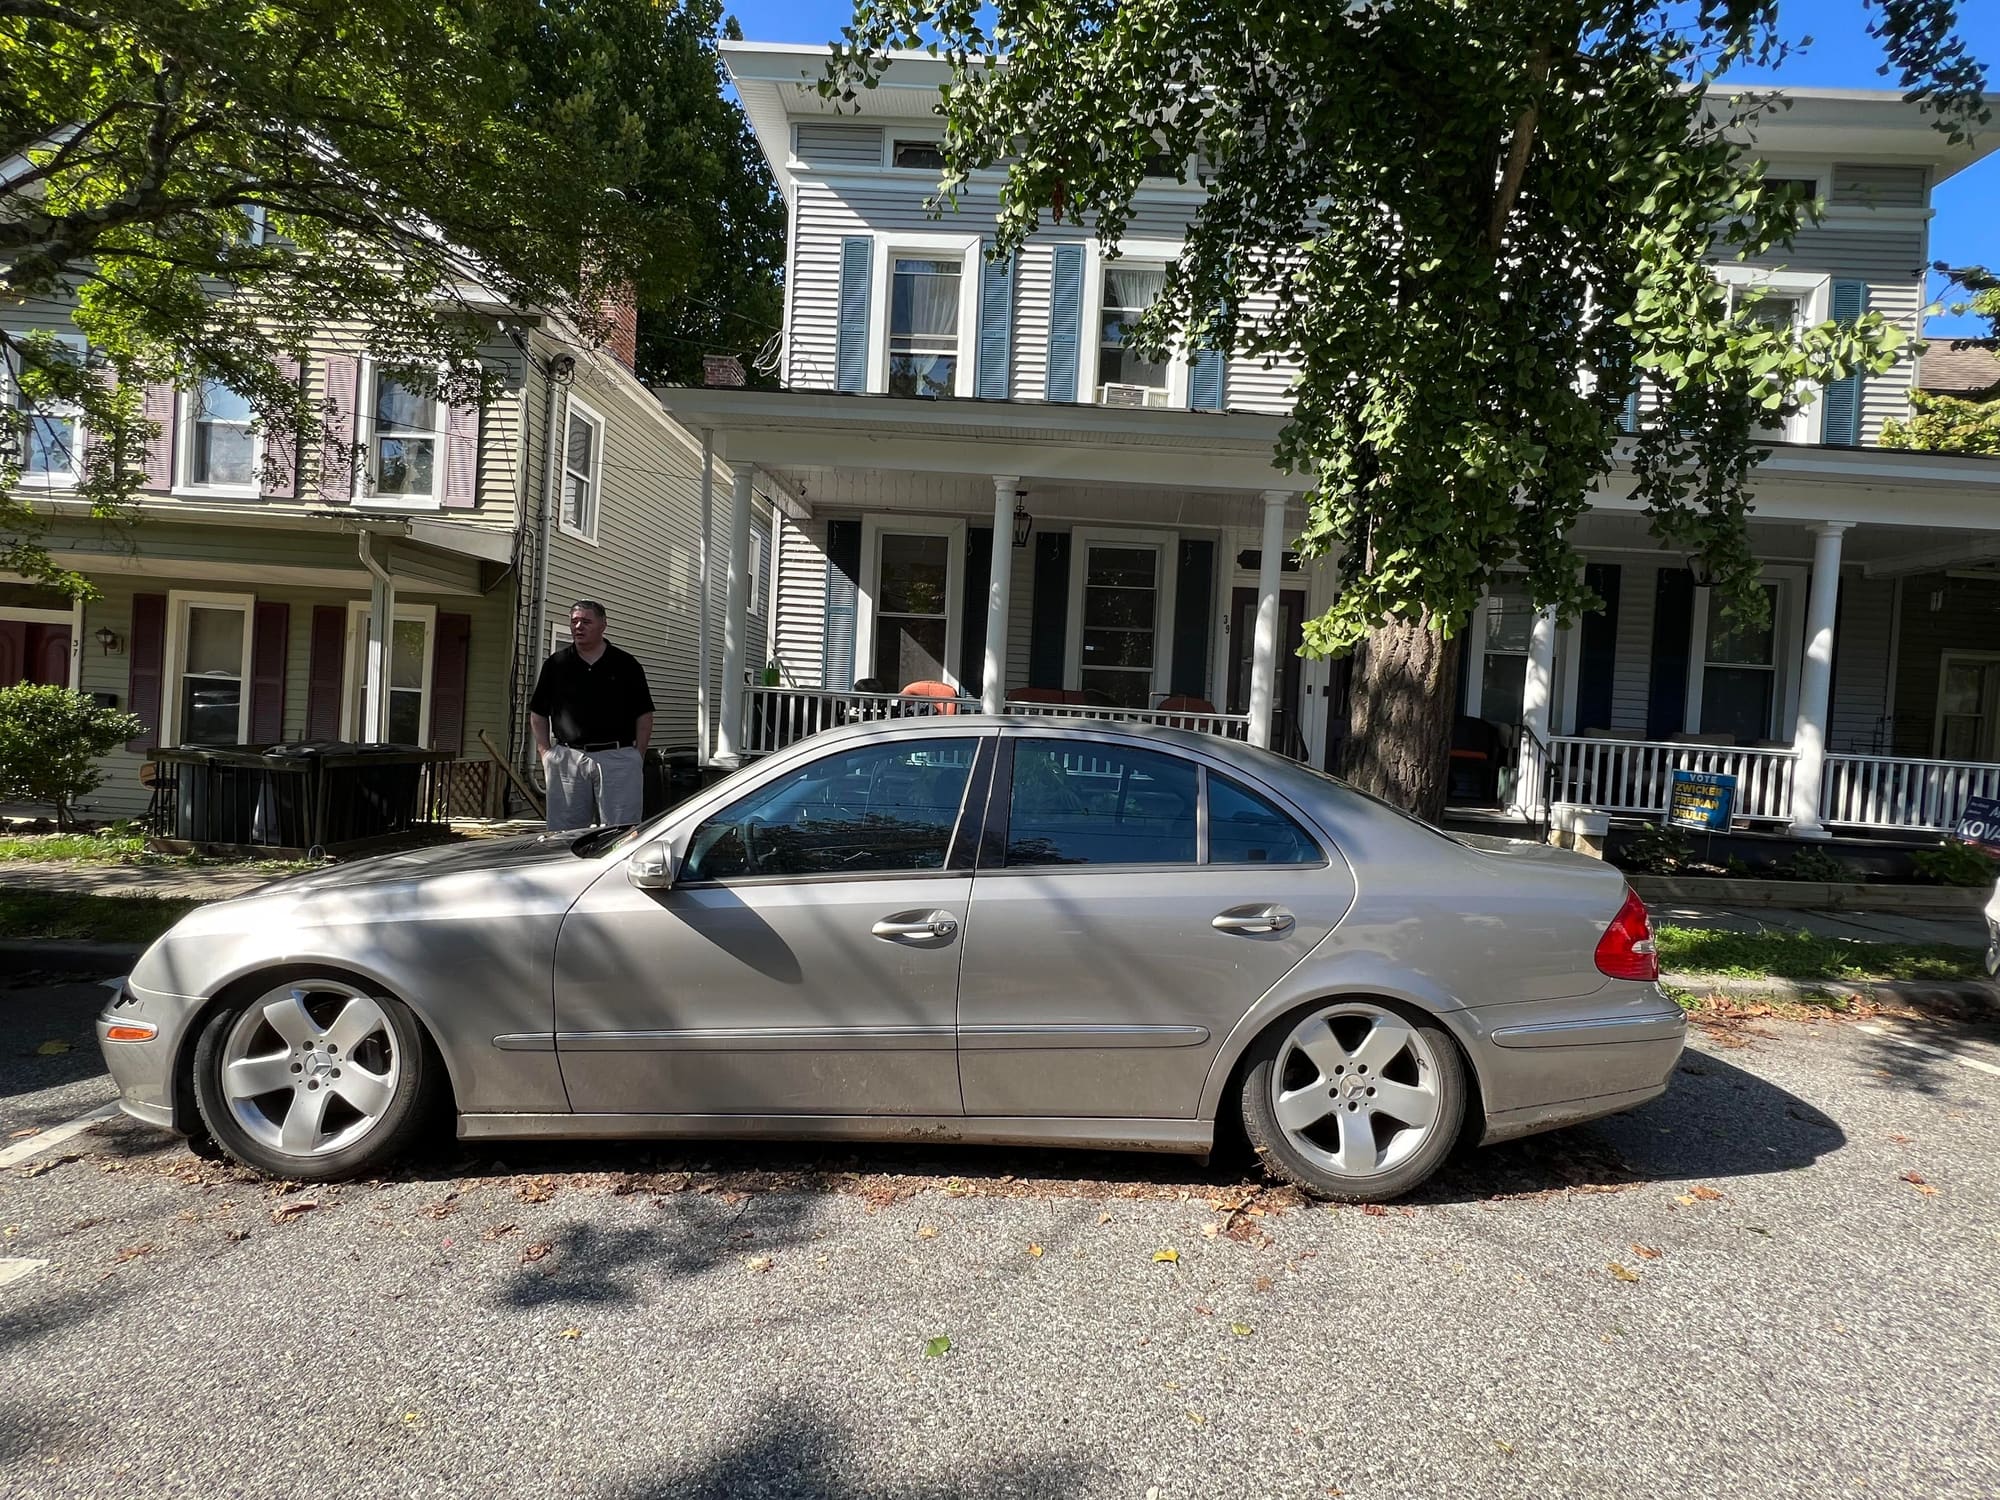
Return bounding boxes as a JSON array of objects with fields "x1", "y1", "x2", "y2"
[{"x1": 570, "y1": 608, "x2": 605, "y2": 650}]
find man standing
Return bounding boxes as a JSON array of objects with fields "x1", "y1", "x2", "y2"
[{"x1": 529, "y1": 601, "x2": 655, "y2": 831}]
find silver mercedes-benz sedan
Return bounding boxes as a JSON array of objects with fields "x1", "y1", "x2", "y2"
[{"x1": 95, "y1": 718, "x2": 1683, "y2": 1202}]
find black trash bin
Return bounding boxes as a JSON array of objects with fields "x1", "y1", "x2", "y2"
[{"x1": 642, "y1": 746, "x2": 708, "y2": 819}]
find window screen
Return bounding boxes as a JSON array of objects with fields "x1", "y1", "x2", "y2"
[
  {"x1": 1006, "y1": 740, "x2": 1198, "y2": 867},
  {"x1": 684, "y1": 738, "x2": 976, "y2": 881}
]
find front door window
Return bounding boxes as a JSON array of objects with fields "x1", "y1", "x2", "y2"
[
  {"x1": 872, "y1": 532, "x2": 952, "y2": 688},
  {"x1": 1079, "y1": 544, "x2": 1162, "y2": 708},
  {"x1": 1937, "y1": 654, "x2": 2000, "y2": 761},
  {"x1": 179, "y1": 604, "x2": 247, "y2": 745},
  {"x1": 1478, "y1": 583, "x2": 1535, "y2": 728},
  {"x1": 1701, "y1": 584, "x2": 1779, "y2": 743}
]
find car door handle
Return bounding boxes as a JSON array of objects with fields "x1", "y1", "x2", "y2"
[
  {"x1": 872, "y1": 909, "x2": 960, "y2": 942},
  {"x1": 1212, "y1": 904, "x2": 1295, "y2": 935}
]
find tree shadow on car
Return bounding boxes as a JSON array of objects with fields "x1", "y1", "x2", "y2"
[{"x1": 604, "y1": 1399, "x2": 1089, "y2": 1500}]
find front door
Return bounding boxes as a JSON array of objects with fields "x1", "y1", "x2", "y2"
[
  {"x1": 0, "y1": 621, "x2": 71, "y2": 687},
  {"x1": 553, "y1": 733, "x2": 988, "y2": 1116},
  {"x1": 1937, "y1": 652, "x2": 2000, "y2": 762},
  {"x1": 1227, "y1": 587, "x2": 1306, "y2": 757},
  {"x1": 955, "y1": 732, "x2": 1351, "y2": 1119}
]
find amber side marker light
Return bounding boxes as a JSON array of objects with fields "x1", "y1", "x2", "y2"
[{"x1": 103, "y1": 1022, "x2": 158, "y2": 1042}]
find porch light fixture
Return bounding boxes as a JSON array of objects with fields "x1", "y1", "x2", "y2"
[
  {"x1": 95, "y1": 626, "x2": 120, "y2": 655},
  {"x1": 1012, "y1": 491, "x2": 1032, "y2": 548}
]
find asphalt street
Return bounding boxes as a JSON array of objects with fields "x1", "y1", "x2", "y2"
[{"x1": 1, "y1": 970, "x2": 1996, "y2": 1500}]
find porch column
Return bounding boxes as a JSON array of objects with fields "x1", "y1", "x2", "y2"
[
  {"x1": 713, "y1": 467, "x2": 755, "y2": 766},
  {"x1": 1788, "y1": 522, "x2": 1851, "y2": 838},
  {"x1": 1515, "y1": 605, "x2": 1558, "y2": 814},
  {"x1": 983, "y1": 475, "x2": 1018, "y2": 714},
  {"x1": 357, "y1": 533, "x2": 395, "y2": 743},
  {"x1": 1248, "y1": 489, "x2": 1287, "y2": 750}
]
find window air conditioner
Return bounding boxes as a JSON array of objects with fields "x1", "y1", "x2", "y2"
[{"x1": 1101, "y1": 382, "x2": 1164, "y2": 408}]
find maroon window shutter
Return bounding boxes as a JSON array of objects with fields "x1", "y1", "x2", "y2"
[
  {"x1": 126, "y1": 593, "x2": 167, "y2": 751},
  {"x1": 305, "y1": 604, "x2": 347, "y2": 740},
  {"x1": 140, "y1": 384, "x2": 177, "y2": 491},
  {"x1": 316, "y1": 356, "x2": 357, "y2": 504},
  {"x1": 428, "y1": 612, "x2": 472, "y2": 753},
  {"x1": 248, "y1": 601, "x2": 289, "y2": 743},
  {"x1": 441, "y1": 398, "x2": 480, "y2": 508},
  {"x1": 260, "y1": 356, "x2": 303, "y2": 499}
]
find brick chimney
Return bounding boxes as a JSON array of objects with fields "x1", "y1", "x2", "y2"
[{"x1": 597, "y1": 282, "x2": 638, "y2": 371}]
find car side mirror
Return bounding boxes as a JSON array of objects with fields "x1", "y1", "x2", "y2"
[{"x1": 626, "y1": 837, "x2": 676, "y2": 892}]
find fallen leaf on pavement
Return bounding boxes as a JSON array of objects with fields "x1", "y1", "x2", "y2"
[
  {"x1": 115, "y1": 1243, "x2": 153, "y2": 1262},
  {"x1": 1630, "y1": 1244, "x2": 1662, "y2": 1260},
  {"x1": 745, "y1": 1255, "x2": 774, "y2": 1273},
  {"x1": 224, "y1": 1228, "x2": 250, "y2": 1243},
  {"x1": 1901, "y1": 1171, "x2": 1939, "y2": 1197},
  {"x1": 1689, "y1": 1185, "x2": 1724, "y2": 1202},
  {"x1": 1200, "y1": 1222, "x2": 1221, "y2": 1239},
  {"x1": 942, "y1": 1178, "x2": 971, "y2": 1198},
  {"x1": 1186, "y1": 1411, "x2": 1206, "y2": 1426},
  {"x1": 1194, "y1": 1304, "x2": 1212, "y2": 1316},
  {"x1": 924, "y1": 1334, "x2": 951, "y2": 1358},
  {"x1": 558, "y1": 1327, "x2": 581, "y2": 1340},
  {"x1": 1608, "y1": 1262, "x2": 1640, "y2": 1282},
  {"x1": 269, "y1": 1200, "x2": 317, "y2": 1223},
  {"x1": 35, "y1": 1040, "x2": 71, "y2": 1055},
  {"x1": 519, "y1": 1241, "x2": 553, "y2": 1265},
  {"x1": 516, "y1": 1177, "x2": 556, "y2": 1204},
  {"x1": 1252, "y1": 1275, "x2": 1274, "y2": 1293},
  {"x1": 19, "y1": 1153, "x2": 79, "y2": 1178},
  {"x1": 1361, "y1": 1203, "x2": 1388, "y2": 1217},
  {"x1": 915, "y1": 1225, "x2": 937, "y2": 1239},
  {"x1": 1495, "y1": 1440, "x2": 1516, "y2": 1456},
  {"x1": 482, "y1": 1223, "x2": 517, "y2": 1241},
  {"x1": 1152, "y1": 1248, "x2": 1179, "y2": 1263},
  {"x1": 1027, "y1": 1242, "x2": 1044, "y2": 1258},
  {"x1": 1230, "y1": 1322, "x2": 1253, "y2": 1337},
  {"x1": 1097, "y1": 1213, "x2": 1112, "y2": 1225},
  {"x1": 7, "y1": 1127, "x2": 40, "y2": 1139},
  {"x1": 1888, "y1": 1134, "x2": 1912, "y2": 1145}
]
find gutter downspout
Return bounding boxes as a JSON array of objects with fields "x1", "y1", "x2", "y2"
[
  {"x1": 531, "y1": 355, "x2": 567, "y2": 739},
  {"x1": 696, "y1": 427, "x2": 714, "y2": 765},
  {"x1": 356, "y1": 533, "x2": 395, "y2": 743}
]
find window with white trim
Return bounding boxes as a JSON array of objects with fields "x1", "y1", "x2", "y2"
[
  {"x1": 1699, "y1": 583, "x2": 1780, "y2": 743},
  {"x1": 857, "y1": 516, "x2": 964, "y2": 692},
  {"x1": 3, "y1": 331, "x2": 85, "y2": 489},
  {"x1": 887, "y1": 256, "x2": 963, "y2": 398},
  {"x1": 164, "y1": 591, "x2": 254, "y2": 747},
  {"x1": 1936, "y1": 652, "x2": 2000, "y2": 761},
  {"x1": 364, "y1": 368, "x2": 439, "y2": 500},
  {"x1": 177, "y1": 379, "x2": 260, "y2": 493},
  {"x1": 1715, "y1": 268, "x2": 1829, "y2": 444},
  {"x1": 891, "y1": 139, "x2": 945, "y2": 171},
  {"x1": 559, "y1": 396, "x2": 603, "y2": 540},
  {"x1": 1065, "y1": 528, "x2": 1180, "y2": 709},
  {"x1": 340, "y1": 600, "x2": 436, "y2": 745},
  {"x1": 1098, "y1": 262, "x2": 1171, "y2": 406}
]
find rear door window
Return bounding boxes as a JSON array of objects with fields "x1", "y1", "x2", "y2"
[
  {"x1": 1208, "y1": 772, "x2": 1323, "y2": 864},
  {"x1": 1004, "y1": 740, "x2": 1199, "y2": 866}
]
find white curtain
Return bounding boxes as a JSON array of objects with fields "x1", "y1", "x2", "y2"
[
  {"x1": 1103, "y1": 265, "x2": 1165, "y2": 316},
  {"x1": 895, "y1": 259, "x2": 960, "y2": 340}
]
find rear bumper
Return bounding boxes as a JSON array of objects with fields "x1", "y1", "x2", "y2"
[{"x1": 1452, "y1": 982, "x2": 1686, "y2": 1145}]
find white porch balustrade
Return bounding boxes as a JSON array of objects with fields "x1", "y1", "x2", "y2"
[
  {"x1": 1821, "y1": 753, "x2": 2000, "y2": 833},
  {"x1": 1549, "y1": 737, "x2": 1800, "y2": 823},
  {"x1": 1002, "y1": 700, "x2": 1252, "y2": 739},
  {"x1": 740, "y1": 685, "x2": 1250, "y2": 757}
]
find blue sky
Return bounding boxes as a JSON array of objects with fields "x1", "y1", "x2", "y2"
[{"x1": 725, "y1": 1, "x2": 1999, "y2": 335}]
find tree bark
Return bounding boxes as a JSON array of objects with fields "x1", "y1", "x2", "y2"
[{"x1": 1343, "y1": 613, "x2": 1459, "y2": 824}]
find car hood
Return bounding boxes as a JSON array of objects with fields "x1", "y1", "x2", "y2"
[{"x1": 255, "y1": 832, "x2": 594, "y2": 898}]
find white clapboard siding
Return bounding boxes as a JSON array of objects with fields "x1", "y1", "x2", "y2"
[
  {"x1": 1830, "y1": 163, "x2": 1928, "y2": 210},
  {"x1": 1610, "y1": 565, "x2": 1658, "y2": 733},
  {"x1": 1829, "y1": 571, "x2": 1896, "y2": 753},
  {"x1": 775, "y1": 513, "x2": 829, "y2": 688}
]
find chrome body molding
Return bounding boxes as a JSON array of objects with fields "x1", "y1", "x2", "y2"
[
  {"x1": 1488, "y1": 1011, "x2": 1687, "y2": 1048},
  {"x1": 553, "y1": 1026, "x2": 956, "y2": 1052},
  {"x1": 956, "y1": 1024, "x2": 1211, "y2": 1050},
  {"x1": 456, "y1": 1111, "x2": 1215, "y2": 1154},
  {"x1": 493, "y1": 1033, "x2": 557, "y2": 1052}
]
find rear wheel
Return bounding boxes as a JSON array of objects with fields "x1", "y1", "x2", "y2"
[
  {"x1": 191, "y1": 975, "x2": 438, "y2": 1181},
  {"x1": 1239, "y1": 998, "x2": 1465, "y2": 1203}
]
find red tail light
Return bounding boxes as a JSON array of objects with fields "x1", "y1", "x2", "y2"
[{"x1": 1595, "y1": 887, "x2": 1659, "y2": 981}]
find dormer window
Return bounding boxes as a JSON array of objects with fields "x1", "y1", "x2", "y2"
[{"x1": 892, "y1": 139, "x2": 945, "y2": 171}]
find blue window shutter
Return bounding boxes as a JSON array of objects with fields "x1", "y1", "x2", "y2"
[
  {"x1": 823, "y1": 519, "x2": 862, "y2": 689},
  {"x1": 1618, "y1": 384, "x2": 1640, "y2": 434},
  {"x1": 1188, "y1": 347, "x2": 1225, "y2": 410},
  {"x1": 836, "y1": 237, "x2": 872, "y2": 394},
  {"x1": 1822, "y1": 279, "x2": 1868, "y2": 446},
  {"x1": 976, "y1": 248, "x2": 1013, "y2": 400},
  {"x1": 1045, "y1": 244, "x2": 1084, "y2": 403}
]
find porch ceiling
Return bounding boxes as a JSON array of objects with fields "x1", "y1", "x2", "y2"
[
  {"x1": 1569, "y1": 508, "x2": 2000, "y2": 578},
  {"x1": 759, "y1": 466, "x2": 1302, "y2": 531}
]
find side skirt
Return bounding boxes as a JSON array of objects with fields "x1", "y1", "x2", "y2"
[{"x1": 457, "y1": 1112, "x2": 1214, "y2": 1156}]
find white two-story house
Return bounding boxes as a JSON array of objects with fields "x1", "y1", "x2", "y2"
[
  {"x1": 4, "y1": 288, "x2": 781, "y2": 833},
  {"x1": 664, "y1": 42, "x2": 2000, "y2": 841}
]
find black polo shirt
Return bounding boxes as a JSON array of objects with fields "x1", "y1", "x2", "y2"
[{"x1": 530, "y1": 642, "x2": 656, "y2": 747}]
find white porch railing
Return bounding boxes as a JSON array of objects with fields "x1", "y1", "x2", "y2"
[
  {"x1": 740, "y1": 685, "x2": 979, "y2": 756},
  {"x1": 1822, "y1": 753, "x2": 2000, "y2": 833},
  {"x1": 1003, "y1": 700, "x2": 1252, "y2": 740},
  {"x1": 1548, "y1": 737, "x2": 1799, "y2": 823}
]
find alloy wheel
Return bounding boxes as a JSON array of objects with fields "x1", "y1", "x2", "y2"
[
  {"x1": 1269, "y1": 1002, "x2": 1443, "y2": 1179},
  {"x1": 217, "y1": 981, "x2": 402, "y2": 1158}
]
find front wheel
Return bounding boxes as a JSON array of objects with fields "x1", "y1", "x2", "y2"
[
  {"x1": 191, "y1": 975, "x2": 439, "y2": 1181},
  {"x1": 1239, "y1": 998, "x2": 1466, "y2": 1203}
]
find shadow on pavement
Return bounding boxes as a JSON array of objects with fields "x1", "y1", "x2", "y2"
[
  {"x1": 498, "y1": 1193, "x2": 821, "y2": 1306},
  {"x1": 605, "y1": 1401, "x2": 1088, "y2": 1500},
  {"x1": 1852, "y1": 1015, "x2": 2000, "y2": 1104}
]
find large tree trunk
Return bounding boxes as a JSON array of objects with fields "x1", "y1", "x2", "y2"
[{"x1": 1344, "y1": 613, "x2": 1459, "y2": 823}]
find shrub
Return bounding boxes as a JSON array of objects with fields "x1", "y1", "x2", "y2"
[
  {"x1": 0, "y1": 685, "x2": 144, "y2": 828},
  {"x1": 1911, "y1": 838, "x2": 2000, "y2": 888},
  {"x1": 1618, "y1": 821, "x2": 1693, "y2": 875},
  {"x1": 1780, "y1": 845, "x2": 1853, "y2": 883}
]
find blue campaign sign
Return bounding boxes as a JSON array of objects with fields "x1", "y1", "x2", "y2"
[
  {"x1": 1667, "y1": 769, "x2": 1737, "y2": 832},
  {"x1": 1956, "y1": 794, "x2": 2000, "y2": 857}
]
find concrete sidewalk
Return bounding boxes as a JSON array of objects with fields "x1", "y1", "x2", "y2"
[{"x1": 0, "y1": 860, "x2": 281, "y2": 900}]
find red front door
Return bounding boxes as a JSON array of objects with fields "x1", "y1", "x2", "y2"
[{"x1": 0, "y1": 622, "x2": 71, "y2": 687}]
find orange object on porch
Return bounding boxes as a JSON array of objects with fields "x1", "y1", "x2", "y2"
[
  {"x1": 1156, "y1": 694, "x2": 1217, "y2": 730},
  {"x1": 900, "y1": 679, "x2": 961, "y2": 714}
]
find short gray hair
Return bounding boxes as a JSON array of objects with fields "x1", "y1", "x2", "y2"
[{"x1": 569, "y1": 601, "x2": 606, "y2": 621}]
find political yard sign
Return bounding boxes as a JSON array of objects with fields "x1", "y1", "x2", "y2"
[
  {"x1": 1956, "y1": 795, "x2": 2000, "y2": 858},
  {"x1": 1666, "y1": 769, "x2": 1737, "y2": 833}
]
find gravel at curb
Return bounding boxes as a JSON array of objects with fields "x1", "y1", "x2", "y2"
[{"x1": 1663, "y1": 970, "x2": 1999, "y2": 1011}]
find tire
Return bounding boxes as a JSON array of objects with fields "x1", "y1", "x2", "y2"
[
  {"x1": 191, "y1": 973, "x2": 440, "y2": 1182},
  {"x1": 1239, "y1": 997, "x2": 1466, "y2": 1203}
]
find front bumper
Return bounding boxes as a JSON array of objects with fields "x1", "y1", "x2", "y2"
[
  {"x1": 94, "y1": 977, "x2": 193, "y2": 1134},
  {"x1": 1453, "y1": 981, "x2": 1687, "y2": 1146}
]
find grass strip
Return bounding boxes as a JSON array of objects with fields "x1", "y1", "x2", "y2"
[
  {"x1": 1655, "y1": 925, "x2": 1985, "y2": 983},
  {"x1": 0, "y1": 890, "x2": 204, "y2": 945},
  {"x1": 0, "y1": 834, "x2": 148, "y2": 863}
]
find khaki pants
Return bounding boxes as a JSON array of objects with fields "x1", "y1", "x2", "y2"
[{"x1": 544, "y1": 745, "x2": 643, "y2": 832}]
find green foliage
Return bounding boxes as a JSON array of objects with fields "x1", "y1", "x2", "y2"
[
  {"x1": 1880, "y1": 389, "x2": 2000, "y2": 453},
  {"x1": 1653, "y1": 925, "x2": 1984, "y2": 982},
  {"x1": 1779, "y1": 845, "x2": 1853, "y2": 883},
  {"x1": 1618, "y1": 821, "x2": 1693, "y2": 875},
  {"x1": 1, "y1": 0, "x2": 781, "y2": 587},
  {"x1": 0, "y1": 684, "x2": 143, "y2": 826},
  {"x1": 826, "y1": 2, "x2": 1984, "y2": 808},
  {"x1": 1910, "y1": 838, "x2": 2000, "y2": 887}
]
